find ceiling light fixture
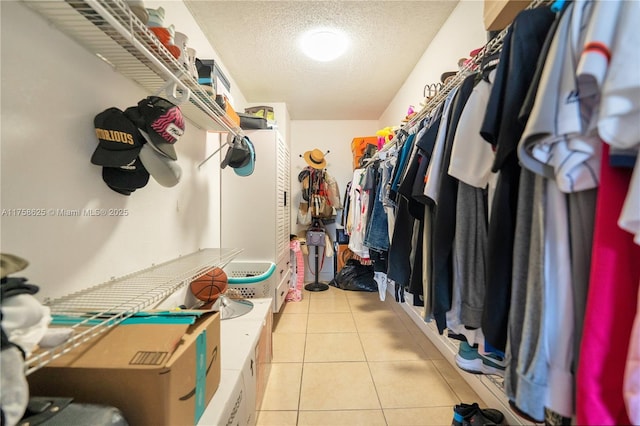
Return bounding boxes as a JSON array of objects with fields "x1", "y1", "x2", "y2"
[{"x1": 299, "y1": 28, "x2": 349, "y2": 62}]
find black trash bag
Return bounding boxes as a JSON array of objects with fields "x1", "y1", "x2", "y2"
[{"x1": 329, "y1": 259, "x2": 378, "y2": 292}]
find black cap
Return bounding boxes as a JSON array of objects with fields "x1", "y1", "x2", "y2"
[
  {"x1": 102, "y1": 157, "x2": 150, "y2": 195},
  {"x1": 136, "y1": 96, "x2": 185, "y2": 161},
  {"x1": 220, "y1": 136, "x2": 251, "y2": 169},
  {"x1": 105, "y1": 183, "x2": 134, "y2": 196},
  {"x1": 91, "y1": 107, "x2": 144, "y2": 167}
]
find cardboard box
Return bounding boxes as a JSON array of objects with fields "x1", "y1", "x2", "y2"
[
  {"x1": 28, "y1": 311, "x2": 221, "y2": 426},
  {"x1": 224, "y1": 97, "x2": 241, "y2": 126},
  {"x1": 483, "y1": 0, "x2": 529, "y2": 31}
]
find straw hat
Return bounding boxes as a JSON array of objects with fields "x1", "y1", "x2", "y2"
[
  {"x1": 303, "y1": 149, "x2": 326, "y2": 169},
  {"x1": 0, "y1": 254, "x2": 29, "y2": 279}
]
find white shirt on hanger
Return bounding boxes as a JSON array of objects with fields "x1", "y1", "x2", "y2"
[{"x1": 448, "y1": 69, "x2": 497, "y2": 189}]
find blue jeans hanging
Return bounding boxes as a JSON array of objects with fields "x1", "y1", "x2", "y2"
[{"x1": 364, "y1": 167, "x2": 389, "y2": 252}]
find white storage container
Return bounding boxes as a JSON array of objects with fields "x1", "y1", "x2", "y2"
[{"x1": 224, "y1": 261, "x2": 276, "y2": 300}]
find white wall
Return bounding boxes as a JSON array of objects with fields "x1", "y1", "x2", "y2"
[
  {"x1": 290, "y1": 120, "x2": 379, "y2": 282},
  {"x1": 0, "y1": 2, "x2": 224, "y2": 301},
  {"x1": 379, "y1": 0, "x2": 487, "y2": 127}
]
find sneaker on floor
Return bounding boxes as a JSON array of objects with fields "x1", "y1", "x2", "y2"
[
  {"x1": 452, "y1": 402, "x2": 505, "y2": 426},
  {"x1": 455, "y1": 341, "x2": 506, "y2": 377}
]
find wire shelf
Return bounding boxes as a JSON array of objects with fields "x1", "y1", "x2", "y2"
[
  {"x1": 25, "y1": 247, "x2": 242, "y2": 375},
  {"x1": 22, "y1": 0, "x2": 242, "y2": 135}
]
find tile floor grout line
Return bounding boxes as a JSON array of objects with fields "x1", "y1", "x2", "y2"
[
  {"x1": 361, "y1": 324, "x2": 389, "y2": 425},
  {"x1": 297, "y1": 287, "x2": 313, "y2": 422}
]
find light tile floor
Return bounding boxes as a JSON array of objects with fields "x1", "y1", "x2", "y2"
[{"x1": 256, "y1": 286, "x2": 483, "y2": 426}]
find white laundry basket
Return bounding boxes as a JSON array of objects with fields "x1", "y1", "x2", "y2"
[{"x1": 224, "y1": 261, "x2": 276, "y2": 299}]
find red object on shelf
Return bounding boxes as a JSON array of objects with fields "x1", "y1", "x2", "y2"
[{"x1": 149, "y1": 27, "x2": 171, "y2": 45}]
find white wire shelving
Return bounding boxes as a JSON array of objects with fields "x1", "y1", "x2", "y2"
[
  {"x1": 25, "y1": 248, "x2": 242, "y2": 375},
  {"x1": 22, "y1": 0, "x2": 243, "y2": 138}
]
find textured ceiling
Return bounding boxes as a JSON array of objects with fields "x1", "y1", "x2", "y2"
[{"x1": 184, "y1": 1, "x2": 459, "y2": 120}]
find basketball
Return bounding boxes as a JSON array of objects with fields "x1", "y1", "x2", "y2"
[{"x1": 189, "y1": 267, "x2": 228, "y2": 303}]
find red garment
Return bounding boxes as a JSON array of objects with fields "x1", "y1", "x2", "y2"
[{"x1": 577, "y1": 143, "x2": 640, "y2": 425}]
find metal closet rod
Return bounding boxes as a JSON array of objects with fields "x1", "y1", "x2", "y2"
[
  {"x1": 84, "y1": 0, "x2": 243, "y2": 138},
  {"x1": 363, "y1": 0, "x2": 551, "y2": 168},
  {"x1": 198, "y1": 135, "x2": 236, "y2": 169},
  {"x1": 403, "y1": 0, "x2": 551, "y2": 131}
]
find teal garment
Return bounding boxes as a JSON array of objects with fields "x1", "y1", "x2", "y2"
[{"x1": 389, "y1": 133, "x2": 415, "y2": 194}]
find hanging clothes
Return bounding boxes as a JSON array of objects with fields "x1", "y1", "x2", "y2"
[
  {"x1": 577, "y1": 144, "x2": 640, "y2": 425},
  {"x1": 411, "y1": 112, "x2": 443, "y2": 321},
  {"x1": 504, "y1": 3, "x2": 561, "y2": 419},
  {"x1": 386, "y1": 133, "x2": 418, "y2": 293},
  {"x1": 576, "y1": 0, "x2": 640, "y2": 422},
  {"x1": 429, "y1": 73, "x2": 477, "y2": 334},
  {"x1": 480, "y1": 5, "x2": 556, "y2": 353},
  {"x1": 380, "y1": 151, "x2": 398, "y2": 241},
  {"x1": 398, "y1": 136, "x2": 428, "y2": 305},
  {"x1": 507, "y1": 3, "x2": 585, "y2": 421},
  {"x1": 347, "y1": 168, "x2": 370, "y2": 259},
  {"x1": 340, "y1": 0, "x2": 638, "y2": 422},
  {"x1": 363, "y1": 162, "x2": 390, "y2": 253},
  {"x1": 418, "y1": 89, "x2": 458, "y2": 321}
]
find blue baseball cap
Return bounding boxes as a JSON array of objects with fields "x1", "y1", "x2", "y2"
[{"x1": 234, "y1": 137, "x2": 255, "y2": 177}]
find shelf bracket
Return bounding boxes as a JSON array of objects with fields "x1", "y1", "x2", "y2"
[{"x1": 155, "y1": 78, "x2": 191, "y2": 106}]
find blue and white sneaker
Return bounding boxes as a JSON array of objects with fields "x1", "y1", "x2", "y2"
[{"x1": 455, "y1": 341, "x2": 506, "y2": 377}]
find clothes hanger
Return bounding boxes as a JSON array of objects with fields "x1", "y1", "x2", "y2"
[{"x1": 423, "y1": 82, "x2": 443, "y2": 99}]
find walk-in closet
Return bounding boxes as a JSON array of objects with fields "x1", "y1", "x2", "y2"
[{"x1": 1, "y1": 0, "x2": 638, "y2": 425}]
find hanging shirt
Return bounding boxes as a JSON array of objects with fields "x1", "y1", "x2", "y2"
[
  {"x1": 517, "y1": 0, "x2": 602, "y2": 193},
  {"x1": 593, "y1": 0, "x2": 640, "y2": 247},
  {"x1": 578, "y1": 1, "x2": 640, "y2": 424},
  {"x1": 577, "y1": 144, "x2": 640, "y2": 426},
  {"x1": 596, "y1": 1, "x2": 640, "y2": 151},
  {"x1": 481, "y1": 4, "x2": 556, "y2": 356},
  {"x1": 347, "y1": 169, "x2": 369, "y2": 259},
  {"x1": 388, "y1": 133, "x2": 413, "y2": 201},
  {"x1": 448, "y1": 64, "x2": 498, "y2": 188},
  {"x1": 412, "y1": 114, "x2": 443, "y2": 205},
  {"x1": 446, "y1": 54, "x2": 500, "y2": 342},
  {"x1": 423, "y1": 87, "x2": 459, "y2": 205}
]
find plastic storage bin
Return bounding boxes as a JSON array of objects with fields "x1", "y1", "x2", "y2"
[{"x1": 224, "y1": 261, "x2": 276, "y2": 299}]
